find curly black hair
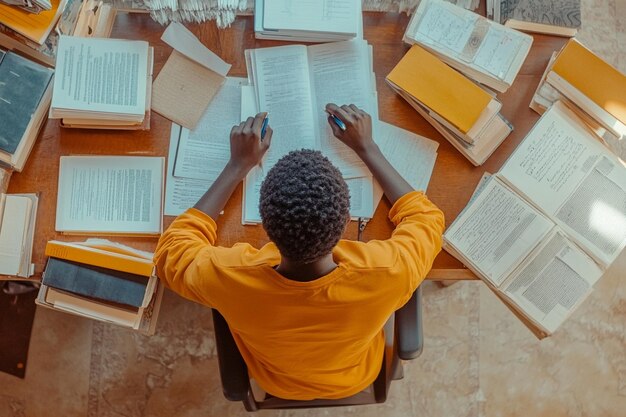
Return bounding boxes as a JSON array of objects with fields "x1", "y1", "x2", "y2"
[{"x1": 259, "y1": 149, "x2": 350, "y2": 264}]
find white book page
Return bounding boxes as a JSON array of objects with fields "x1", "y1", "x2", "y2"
[
  {"x1": 56, "y1": 156, "x2": 164, "y2": 234},
  {"x1": 262, "y1": 0, "x2": 358, "y2": 35},
  {"x1": 0, "y1": 195, "x2": 30, "y2": 275},
  {"x1": 502, "y1": 231, "x2": 602, "y2": 334},
  {"x1": 372, "y1": 121, "x2": 439, "y2": 207},
  {"x1": 52, "y1": 36, "x2": 148, "y2": 116},
  {"x1": 242, "y1": 46, "x2": 317, "y2": 223},
  {"x1": 346, "y1": 176, "x2": 374, "y2": 219},
  {"x1": 409, "y1": 0, "x2": 478, "y2": 55},
  {"x1": 165, "y1": 125, "x2": 213, "y2": 216},
  {"x1": 500, "y1": 102, "x2": 626, "y2": 265},
  {"x1": 173, "y1": 77, "x2": 245, "y2": 181},
  {"x1": 307, "y1": 39, "x2": 375, "y2": 178},
  {"x1": 444, "y1": 177, "x2": 555, "y2": 286}
]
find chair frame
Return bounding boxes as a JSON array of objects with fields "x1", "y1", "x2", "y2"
[{"x1": 211, "y1": 285, "x2": 424, "y2": 411}]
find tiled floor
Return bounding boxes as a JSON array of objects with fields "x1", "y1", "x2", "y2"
[{"x1": 1, "y1": 1, "x2": 625, "y2": 416}]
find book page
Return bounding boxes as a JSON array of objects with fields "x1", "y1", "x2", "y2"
[
  {"x1": 52, "y1": 36, "x2": 148, "y2": 116},
  {"x1": 242, "y1": 46, "x2": 318, "y2": 223},
  {"x1": 502, "y1": 231, "x2": 602, "y2": 334},
  {"x1": 262, "y1": 0, "x2": 358, "y2": 35},
  {"x1": 56, "y1": 156, "x2": 163, "y2": 234},
  {"x1": 165, "y1": 125, "x2": 212, "y2": 216},
  {"x1": 372, "y1": 121, "x2": 439, "y2": 207},
  {"x1": 308, "y1": 39, "x2": 375, "y2": 178},
  {"x1": 0, "y1": 195, "x2": 30, "y2": 275},
  {"x1": 410, "y1": 0, "x2": 478, "y2": 55},
  {"x1": 173, "y1": 77, "x2": 245, "y2": 181},
  {"x1": 500, "y1": 102, "x2": 626, "y2": 265},
  {"x1": 473, "y1": 26, "x2": 526, "y2": 79},
  {"x1": 444, "y1": 177, "x2": 554, "y2": 286},
  {"x1": 346, "y1": 176, "x2": 374, "y2": 219}
]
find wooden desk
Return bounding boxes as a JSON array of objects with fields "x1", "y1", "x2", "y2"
[{"x1": 7, "y1": 12, "x2": 568, "y2": 280}]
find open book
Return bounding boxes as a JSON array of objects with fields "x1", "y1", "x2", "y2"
[
  {"x1": 404, "y1": 0, "x2": 532, "y2": 93},
  {"x1": 443, "y1": 101, "x2": 626, "y2": 336},
  {"x1": 242, "y1": 40, "x2": 378, "y2": 224}
]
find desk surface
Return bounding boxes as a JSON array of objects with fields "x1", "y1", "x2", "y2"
[{"x1": 7, "y1": 12, "x2": 567, "y2": 280}]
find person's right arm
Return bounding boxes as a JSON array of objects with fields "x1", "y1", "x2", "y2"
[
  {"x1": 326, "y1": 103, "x2": 445, "y2": 300},
  {"x1": 325, "y1": 103, "x2": 413, "y2": 204}
]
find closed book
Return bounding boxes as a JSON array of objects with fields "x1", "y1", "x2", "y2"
[
  {"x1": 0, "y1": 0, "x2": 67, "y2": 44},
  {"x1": 45, "y1": 240, "x2": 154, "y2": 276},
  {"x1": 551, "y1": 40, "x2": 626, "y2": 125},
  {"x1": 42, "y1": 257, "x2": 149, "y2": 308},
  {"x1": 499, "y1": 0, "x2": 581, "y2": 36},
  {"x1": 0, "y1": 51, "x2": 53, "y2": 155},
  {"x1": 386, "y1": 44, "x2": 492, "y2": 134}
]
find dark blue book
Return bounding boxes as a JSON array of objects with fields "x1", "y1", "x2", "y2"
[
  {"x1": 0, "y1": 51, "x2": 53, "y2": 155},
  {"x1": 42, "y1": 258, "x2": 149, "y2": 309}
]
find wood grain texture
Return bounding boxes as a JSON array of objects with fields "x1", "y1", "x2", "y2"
[{"x1": 6, "y1": 12, "x2": 568, "y2": 280}]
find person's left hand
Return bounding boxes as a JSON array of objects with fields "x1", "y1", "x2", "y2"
[{"x1": 229, "y1": 112, "x2": 272, "y2": 174}]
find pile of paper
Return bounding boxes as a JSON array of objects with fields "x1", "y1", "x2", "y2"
[
  {"x1": 254, "y1": 0, "x2": 362, "y2": 42},
  {"x1": 50, "y1": 36, "x2": 153, "y2": 130}
]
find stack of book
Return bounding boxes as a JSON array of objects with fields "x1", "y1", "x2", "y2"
[
  {"x1": 444, "y1": 101, "x2": 626, "y2": 338},
  {"x1": 0, "y1": 49, "x2": 53, "y2": 171},
  {"x1": 254, "y1": 0, "x2": 361, "y2": 42},
  {"x1": 0, "y1": 193, "x2": 38, "y2": 278},
  {"x1": 50, "y1": 36, "x2": 153, "y2": 129},
  {"x1": 403, "y1": 0, "x2": 533, "y2": 93},
  {"x1": 0, "y1": 0, "x2": 116, "y2": 67},
  {"x1": 530, "y1": 39, "x2": 626, "y2": 158},
  {"x1": 37, "y1": 239, "x2": 164, "y2": 334},
  {"x1": 487, "y1": 0, "x2": 581, "y2": 37},
  {"x1": 386, "y1": 44, "x2": 512, "y2": 166}
]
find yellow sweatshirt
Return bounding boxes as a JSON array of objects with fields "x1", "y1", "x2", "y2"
[{"x1": 154, "y1": 191, "x2": 444, "y2": 400}]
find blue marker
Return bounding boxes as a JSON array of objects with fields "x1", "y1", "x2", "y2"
[
  {"x1": 261, "y1": 116, "x2": 269, "y2": 139},
  {"x1": 331, "y1": 114, "x2": 347, "y2": 131}
]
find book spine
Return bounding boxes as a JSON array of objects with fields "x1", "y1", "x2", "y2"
[{"x1": 45, "y1": 241, "x2": 154, "y2": 276}]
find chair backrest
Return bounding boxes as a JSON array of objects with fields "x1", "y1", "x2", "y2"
[{"x1": 211, "y1": 285, "x2": 423, "y2": 411}]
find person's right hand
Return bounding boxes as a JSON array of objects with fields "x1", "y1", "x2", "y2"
[{"x1": 325, "y1": 103, "x2": 376, "y2": 155}]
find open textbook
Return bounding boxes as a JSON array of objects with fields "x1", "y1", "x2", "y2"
[
  {"x1": 404, "y1": 0, "x2": 532, "y2": 92},
  {"x1": 242, "y1": 40, "x2": 378, "y2": 224},
  {"x1": 164, "y1": 78, "x2": 438, "y2": 220},
  {"x1": 443, "y1": 101, "x2": 626, "y2": 337}
]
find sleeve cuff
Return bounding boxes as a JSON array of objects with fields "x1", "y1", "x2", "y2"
[
  {"x1": 185, "y1": 208, "x2": 218, "y2": 230},
  {"x1": 388, "y1": 191, "x2": 427, "y2": 224}
]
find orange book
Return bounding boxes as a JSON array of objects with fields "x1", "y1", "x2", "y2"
[
  {"x1": 552, "y1": 39, "x2": 626, "y2": 124},
  {"x1": 386, "y1": 44, "x2": 492, "y2": 134},
  {"x1": 0, "y1": 0, "x2": 66, "y2": 44},
  {"x1": 45, "y1": 240, "x2": 154, "y2": 277}
]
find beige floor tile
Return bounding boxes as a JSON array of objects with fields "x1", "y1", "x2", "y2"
[{"x1": 479, "y1": 249, "x2": 626, "y2": 417}]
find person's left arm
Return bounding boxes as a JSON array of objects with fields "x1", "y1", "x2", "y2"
[{"x1": 154, "y1": 113, "x2": 272, "y2": 302}]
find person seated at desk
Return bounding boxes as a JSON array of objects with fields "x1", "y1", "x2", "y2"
[{"x1": 154, "y1": 103, "x2": 445, "y2": 400}]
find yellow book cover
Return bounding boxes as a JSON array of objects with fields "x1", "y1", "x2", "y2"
[
  {"x1": 45, "y1": 241, "x2": 154, "y2": 277},
  {"x1": 0, "y1": 0, "x2": 65, "y2": 45},
  {"x1": 552, "y1": 39, "x2": 626, "y2": 124},
  {"x1": 386, "y1": 44, "x2": 492, "y2": 134}
]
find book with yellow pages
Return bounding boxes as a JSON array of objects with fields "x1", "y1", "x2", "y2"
[
  {"x1": 386, "y1": 44, "x2": 512, "y2": 166},
  {"x1": 443, "y1": 101, "x2": 626, "y2": 337},
  {"x1": 36, "y1": 239, "x2": 163, "y2": 335},
  {"x1": 55, "y1": 156, "x2": 165, "y2": 236},
  {"x1": 0, "y1": 0, "x2": 67, "y2": 44},
  {"x1": 530, "y1": 39, "x2": 626, "y2": 160}
]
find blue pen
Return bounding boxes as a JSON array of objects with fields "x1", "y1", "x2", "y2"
[
  {"x1": 261, "y1": 116, "x2": 269, "y2": 140},
  {"x1": 331, "y1": 114, "x2": 347, "y2": 131}
]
